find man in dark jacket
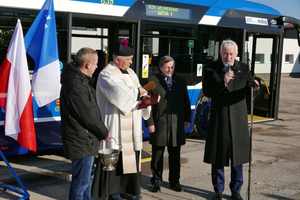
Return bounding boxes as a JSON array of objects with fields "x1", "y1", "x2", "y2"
[
  {"x1": 60, "y1": 47, "x2": 111, "y2": 200},
  {"x1": 202, "y1": 40, "x2": 259, "y2": 200},
  {"x1": 145, "y1": 55, "x2": 191, "y2": 193}
]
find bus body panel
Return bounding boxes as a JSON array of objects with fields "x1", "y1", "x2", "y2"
[
  {"x1": 0, "y1": 99, "x2": 62, "y2": 156},
  {"x1": 0, "y1": 0, "x2": 281, "y2": 22}
]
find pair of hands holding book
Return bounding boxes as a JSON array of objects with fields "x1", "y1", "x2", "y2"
[{"x1": 137, "y1": 81, "x2": 160, "y2": 110}]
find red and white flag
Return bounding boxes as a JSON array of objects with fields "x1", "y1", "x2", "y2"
[{"x1": 0, "y1": 19, "x2": 36, "y2": 152}]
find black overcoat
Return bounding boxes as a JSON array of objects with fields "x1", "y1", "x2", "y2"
[
  {"x1": 203, "y1": 59, "x2": 251, "y2": 167},
  {"x1": 145, "y1": 73, "x2": 191, "y2": 147}
]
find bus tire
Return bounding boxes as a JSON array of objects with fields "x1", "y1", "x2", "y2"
[{"x1": 191, "y1": 90, "x2": 211, "y2": 138}]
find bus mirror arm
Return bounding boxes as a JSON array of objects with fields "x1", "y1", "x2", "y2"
[{"x1": 276, "y1": 16, "x2": 300, "y2": 47}]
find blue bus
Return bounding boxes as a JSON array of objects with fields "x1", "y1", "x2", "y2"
[{"x1": 1, "y1": 0, "x2": 299, "y2": 155}]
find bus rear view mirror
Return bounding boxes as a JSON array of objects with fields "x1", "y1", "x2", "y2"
[{"x1": 276, "y1": 16, "x2": 300, "y2": 47}]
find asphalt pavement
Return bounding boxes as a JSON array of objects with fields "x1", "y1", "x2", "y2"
[{"x1": 0, "y1": 77, "x2": 300, "y2": 200}]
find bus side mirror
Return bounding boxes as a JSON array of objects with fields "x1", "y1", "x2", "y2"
[{"x1": 276, "y1": 16, "x2": 300, "y2": 47}]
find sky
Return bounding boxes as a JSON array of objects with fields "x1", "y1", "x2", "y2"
[{"x1": 246, "y1": 0, "x2": 300, "y2": 20}]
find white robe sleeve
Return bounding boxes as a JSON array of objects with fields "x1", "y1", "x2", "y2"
[{"x1": 141, "y1": 106, "x2": 151, "y2": 120}]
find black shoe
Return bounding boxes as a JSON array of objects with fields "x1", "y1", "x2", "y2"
[
  {"x1": 120, "y1": 193, "x2": 142, "y2": 200},
  {"x1": 152, "y1": 183, "x2": 161, "y2": 192},
  {"x1": 212, "y1": 193, "x2": 222, "y2": 200},
  {"x1": 109, "y1": 194, "x2": 124, "y2": 200},
  {"x1": 170, "y1": 183, "x2": 183, "y2": 192},
  {"x1": 231, "y1": 193, "x2": 243, "y2": 200}
]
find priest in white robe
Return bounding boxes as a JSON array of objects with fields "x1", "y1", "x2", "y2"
[{"x1": 92, "y1": 39, "x2": 150, "y2": 200}]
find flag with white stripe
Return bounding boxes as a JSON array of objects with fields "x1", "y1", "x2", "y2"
[
  {"x1": 24, "y1": 0, "x2": 60, "y2": 107},
  {"x1": 0, "y1": 19, "x2": 36, "y2": 152}
]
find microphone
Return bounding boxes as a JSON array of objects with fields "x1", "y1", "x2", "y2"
[
  {"x1": 143, "y1": 81, "x2": 156, "y2": 91},
  {"x1": 228, "y1": 63, "x2": 256, "y2": 87},
  {"x1": 227, "y1": 63, "x2": 239, "y2": 74}
]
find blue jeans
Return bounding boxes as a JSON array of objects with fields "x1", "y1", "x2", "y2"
[{"x1": 69, "y1": 156, "x2": 95, "y2": 200}]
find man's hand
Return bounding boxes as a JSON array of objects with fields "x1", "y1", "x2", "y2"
[
  {"x1": 141, "y1": 95, "x2": 151, "y2": 100},
  {"x1": 147, "y1": 125, "x2": 155, "y2": 134},
  {"x1": 184, "y1": 122, "x2": 191, "y2": 129},
  {"x1": 139, "y1": 87, "x2": 148, "y2": 97},
  {"x1": 105, "y1": 132, "x2": 112, "y2": 141},
  {"x1": 224, "y1": 68, "x2": 235, "y2": 85},
  {"x1": 252, "y1": 80, "x2": 260, "y2": 92}
]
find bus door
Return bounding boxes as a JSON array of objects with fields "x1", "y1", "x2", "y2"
[
  {"x1": 145, "y1": 37, "x2": 197, "y2": 80},
  {"x1": 140, "y1": 21, "x2": 200, "y2": 85},
  {"x1": 245, "y1": 33, "x2": 279, "y2": 121}
]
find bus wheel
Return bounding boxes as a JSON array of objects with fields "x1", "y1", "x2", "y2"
[{"x1": 191, "y1": 90, "x2": 211, "y2": 138}]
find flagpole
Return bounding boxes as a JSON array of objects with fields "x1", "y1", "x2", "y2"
[{"x1": 0, "y1": 150, "x2": 30, "y2": 200}]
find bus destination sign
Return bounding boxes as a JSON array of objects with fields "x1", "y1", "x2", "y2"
[{"x1": 145, "y1": 4, "x2": 191, "y2": 20}]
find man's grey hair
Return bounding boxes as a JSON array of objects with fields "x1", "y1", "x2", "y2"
[
  {"x1": 112, "y1": 53, "x2": 123, "y2": 61},
  {"x1": 220, "y1": 39, "x2": 238, "y2": 52}
]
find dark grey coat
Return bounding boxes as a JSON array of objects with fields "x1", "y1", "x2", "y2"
[
  {"x1": 203, "y1": 59, "x2": 251, "y2": 167},
  {"x1": 145, "y1": 73, "x2": 191, "y2": 147}
]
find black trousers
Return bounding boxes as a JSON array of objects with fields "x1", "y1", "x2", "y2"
[{"x1": 150, "y1": 145, "x2": 181, "y2": 185}]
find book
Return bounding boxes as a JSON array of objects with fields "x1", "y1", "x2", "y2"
[{"x1": 137, "y1": 93, "x2": 161, "y2": 110}]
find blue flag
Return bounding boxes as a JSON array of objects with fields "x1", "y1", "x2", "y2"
[{"x1": 24, "y1": 0, "x2": 60, "y2": 107}]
